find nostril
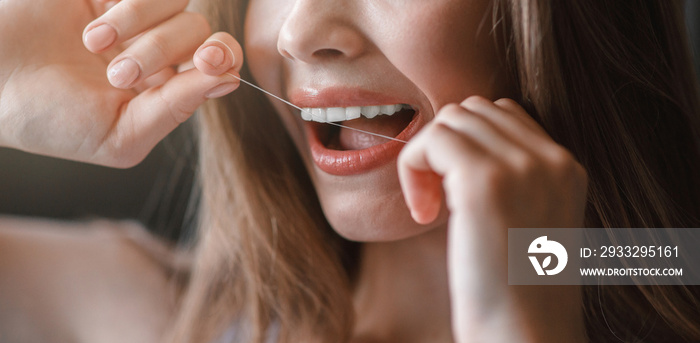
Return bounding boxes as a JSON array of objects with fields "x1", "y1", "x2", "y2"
[
  {"x1": 276, "y1": 12, "x2": 365, "y2": 63},
  {"x1": 313, "y1": 49, "x2": 344, "y2": 59}
]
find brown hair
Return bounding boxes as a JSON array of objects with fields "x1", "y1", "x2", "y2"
[
  {"x1": 170, "y1": 0, "x2": 700, "y2": 342},
  {"x1": 170, "y1": 1, "x2": 357, "y2": 341},
  {"x1": 501, "y1": 0, "x2": 700, "y2": 341}
]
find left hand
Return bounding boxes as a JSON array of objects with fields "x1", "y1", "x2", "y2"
[{"x1": 397, "y1": 96, "x2": 588, "y2": 342}]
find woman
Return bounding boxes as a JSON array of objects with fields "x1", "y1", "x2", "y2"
[{"x1": 0, "y1": 0, "x2": 698, "y2": 342}]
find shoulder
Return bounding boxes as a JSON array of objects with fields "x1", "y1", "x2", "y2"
[{"x1": 0, "y1": 216, "x2": 185, "y2": 343}]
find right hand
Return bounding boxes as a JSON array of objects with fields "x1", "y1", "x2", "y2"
[{"x1": 0, "y1": 0, "x2": 243, "y2": 167}]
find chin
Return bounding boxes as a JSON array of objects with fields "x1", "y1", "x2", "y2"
[
  {"x1": 277, "y1": 84, "x2": 440, "y2": 242},
  {"x1": 312, "y1": 162, "x2": 441, "y2": 242},
  {"x1": 325, "y1": 200, "x2": 438, "y2": 243}
]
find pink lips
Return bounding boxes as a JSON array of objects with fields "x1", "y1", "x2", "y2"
[
  {"x1": 290, "y1": 87, "x2": 425, "y2": 176},
  {"x1": 289, "y1": 87, "x2": 408, "y2": 108}
]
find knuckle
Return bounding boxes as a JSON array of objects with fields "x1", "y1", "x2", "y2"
[
  {"x1": 186, "y1": 12, "x2": 212, "y2": 38},
  {"x1": 510, "y1": 151, "x2": 539, "y2": 174},
  {"x1": 158, "y1": 89, "x2": 192, "y2": 124},
  {"x1": 426, "y1": 119, "x2": 451, "y2": 136},
  {"x1": 141, "y1": 34, "x2": 171, "y2": 62},
  {"x1": 460, "y1": 95, "x2": 490, "y2": 108},
  {"x1": 435, "y1": 104, "x2": 471, "y2": 126},
  {"x1": 460, "y1": 111, "x2": 486, "y2": 128},
  {"x1": 494, "y1": 98, "x2": 519, "y2": 110},
  {"x1": 437, "y1": 103, "x2": 464, "y2": 117},
  {"x1": 117, "y1": 1, "x2": 145, "y2": 27},
  {"x1": 549, "y1": 148, "x2": 573, "y2": 168},
  {"x1": 495, "y1": 98, "x2": 535, "y2": 124}
]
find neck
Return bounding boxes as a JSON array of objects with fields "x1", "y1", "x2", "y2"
[{"x1": 351, "y1": 226, "x2": 454, "y2": 343}]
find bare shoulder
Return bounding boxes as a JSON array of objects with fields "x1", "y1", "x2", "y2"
[{"x1": 0, "y1": 216, "x2": 185, "y2": 343}]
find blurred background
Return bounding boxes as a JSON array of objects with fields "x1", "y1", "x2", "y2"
[
  {"x1": 1, "y1": 2, "x2": 699, "y2": 242},
  {"x1": 0, "y1": 121, "x2": 199, "y2": 243}
]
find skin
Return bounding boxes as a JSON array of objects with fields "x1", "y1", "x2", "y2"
[
  {"x1": 245, "y1": 0, "x2": 509, "y2": 241},
  {"x1": 0, "y1": 218, "x2": 177, "y2": 343},
  {"x1": 246, "y1": 1, "x2": 589, "y2": 342},
  {"x1": 0, "y1": 0, "x2": 589, "y2": 342}
]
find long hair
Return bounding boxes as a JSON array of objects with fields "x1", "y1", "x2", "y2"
[
  {"x1": 498, "y1": 0, "x2": 700, "y2": 341},
  {"x1": 170, "y1": 0, "x2": 700, "y2": 342}
]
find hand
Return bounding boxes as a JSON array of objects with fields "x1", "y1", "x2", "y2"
[
  {"x1": 0, "y1": 0, "x2": 243, "y2": 167},
  {"x1": 398, "y1": 96, "x2": 588, "y2": 342}
]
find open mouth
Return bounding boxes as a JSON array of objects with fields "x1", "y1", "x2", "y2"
[
  {"x1": 301, "y1": 103, "x2": 423, "y2": 176},
  {"x1": 302, "y1": 104, "x2": 418, "y2": 151}
]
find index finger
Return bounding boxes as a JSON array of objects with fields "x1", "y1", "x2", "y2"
[{"x1": 83, "y1": 0, "x2": 189, "y2": 53}]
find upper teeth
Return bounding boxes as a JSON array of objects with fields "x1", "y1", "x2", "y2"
[{"x1": 300, "y1": 104, "x2": 411, "y2": 123}]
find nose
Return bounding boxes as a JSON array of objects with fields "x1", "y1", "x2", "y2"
[{"x1": 277, "y1": 1, "x2": 366, "y2": 63}]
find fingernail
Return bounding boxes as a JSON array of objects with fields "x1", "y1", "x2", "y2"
[
  {"x1": 205, "y1": 82, "x2": 238, "y2": 98},
  {"x1": 108, "y1": 59, "x2": 140, "y2": 88},
  {"x1": 84, "y1": 24, "x2": 117, "y2": 52},
  {"x1": 198, "y1": 46, "x2": 225, "y2": 67}
]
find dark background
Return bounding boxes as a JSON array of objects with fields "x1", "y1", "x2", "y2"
[
  {"x1": 1, "y1": 2, "x2": 699, "y2": 241},
  {"x1": 0, "y1": 122, "x2": 198, "y2": 242}
]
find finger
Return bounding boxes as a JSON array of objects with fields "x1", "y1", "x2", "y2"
[
  {"x1": 461, "y1": 96, "x2": 550, "y2": 139},
  {"x1": 106, "y1": 12, "x2": 211, "y2": 89},
  {"x1": 433, "y1": 104, "x2": 523, "y2": 159},
  {"x1": 398, "y1": 123, "x2": 488, "y2": 224},
  {"x1": 83, "y1": 0, "x2": 189, "y2": 53},
  {"x1": 492, "y1": 98, "x2": 543, "y2": 128},
  {"x1": 398, "y1": 134, "x2": 443, "y2": 224},
  {"x1": 194, "y1": 32, "x2": 244, "y2": 76},
  {"x1": 94, "y1": 69, "x2": 240, "y2": 168},
  {"x1": 135, "y1": 67, "x2": 176, "y2": 92},
  {"x1": 461, "y1": 97, "x2": 569, "y2": 163},
  {"x1": 493, "y1": 98, "x2": 550, "y2": 136}
]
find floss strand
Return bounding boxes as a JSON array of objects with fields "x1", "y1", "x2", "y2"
[{"x1": 226, "y1": 73, "x2": 408, "y2": 144}]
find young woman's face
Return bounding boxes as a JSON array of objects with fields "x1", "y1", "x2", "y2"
[{"x1": 245, "y1": 0, "x2": 508, "y2": 241}]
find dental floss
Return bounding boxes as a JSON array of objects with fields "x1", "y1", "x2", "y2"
[{"x1": 226, "y1": 73, "x2": 409, "y2": 144}]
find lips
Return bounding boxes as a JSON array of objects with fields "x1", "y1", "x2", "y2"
[{"x1": 290, "y1": 87, "x2": 425, "y2": 176}]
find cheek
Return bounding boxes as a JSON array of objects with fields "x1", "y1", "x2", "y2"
[
  {"x1": 244, "y1": 0, "x2": 287, "y2": 91},
  {"x1": 379, "y1": 2, "x2": 505, "y2": 111}
]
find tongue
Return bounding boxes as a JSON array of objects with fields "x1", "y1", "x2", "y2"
[{"x1": 338, "y1": 111, "x2": 413, "y2": 150}]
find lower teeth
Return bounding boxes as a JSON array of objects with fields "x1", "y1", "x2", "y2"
[{"x1": 320, "y1": 109, "x2": 416, "y2": 150}]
